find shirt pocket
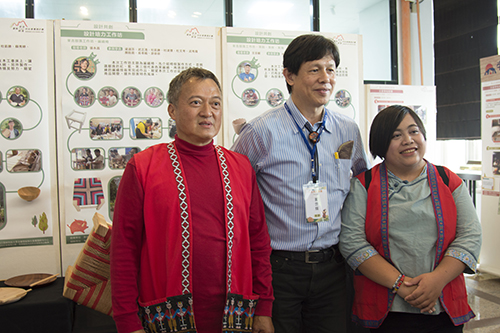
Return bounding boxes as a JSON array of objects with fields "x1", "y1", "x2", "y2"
[{"x1": 325, "y1": 158, "x2": 352, "y2": 195}]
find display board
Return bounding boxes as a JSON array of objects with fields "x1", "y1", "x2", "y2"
[
  {"x1": 364, "y1": 85, "x2": 437, "y2": 164},
  {"x1": 54, "y1": 20, "x2": 219, "y2": 270},
  {"x1": 0, "y1": 19, "x2": 60, "y2": 278},
  {"x1": 221, "y1": 27, "x2": 364, "y2": 146},
  {"x1": 479, "y1": 55, "x2": 500, "y2": 276}
]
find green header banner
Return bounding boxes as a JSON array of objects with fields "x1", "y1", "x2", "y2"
[
  {"x1": 61, "y1": 30, "x2": 145, "y2": 40},
  {"x1": 227, "y1": 36, "x2": 293, "y2": 45}
]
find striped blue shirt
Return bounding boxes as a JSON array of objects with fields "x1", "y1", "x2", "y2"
[{"x1": 232, "y1": 99, "x2": 369, "y2": 251}]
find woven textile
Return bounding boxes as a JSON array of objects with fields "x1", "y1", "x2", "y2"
[
  {"x1": 63, "y1": 213, "x2": 113, "y2": 315},
  {"x1": 73, "y1": 177, "x2": 105, "y2": 211}
]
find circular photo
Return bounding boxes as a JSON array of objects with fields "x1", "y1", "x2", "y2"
[
  {"x1": 144, "y1": 87, "x2": 164, "y2": 107},
  {"x1": 266, "y1": 88, "x2": 284, "y2": 107},
  {"x1": 98, "y1": 87, "x2": 119, "y2": 108},
  {"x1": 73, "y1": 56, "x2": 96, "y2": 80},
  {"x1": 238, "y1": 61, "x2": 257, "y2": 82},
  {"x1": 74, "y1": 87, "x2": 96, "y2": 107},
  {"x1": 7, "y1": 86, "x2": 29, "y2": 108},
  {"x1": 1, "y1": 118, "x2": 23, "y2": 140},
  {"x1": 335, "y1": 89, "x2": 351, "y2": 108},
  {"x1": 242, "y1": 88, "x2": 259, "y2": 107},
  {"x1": 122, "y1": 87, "x2": 141, "y2": 107}
]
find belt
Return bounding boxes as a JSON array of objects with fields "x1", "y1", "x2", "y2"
[{"x1": 272, "y1": 244, "x2": 339, "y2": 264}]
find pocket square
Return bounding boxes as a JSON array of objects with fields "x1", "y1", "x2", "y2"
[{"x1": 337, "y1": 140, "x2": 354, "y2": 159}]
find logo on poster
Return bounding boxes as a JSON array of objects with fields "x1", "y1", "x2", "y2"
[
  {"x1": 184, "y1": 27, "x2": 214, "y2": 40},
  {"x1": 10, "y1": 20, "x2": 44, "y2": 33},
  {"x1": 331, "y1": 34, "x2": 356, "y2": 46}
]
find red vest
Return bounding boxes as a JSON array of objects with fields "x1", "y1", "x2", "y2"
[
  {"x1": 133, "y1": 142, "x2": 259, "y2": 306},
  {"x1": 352, "y1": 162, "x2": 474, "y2": 328}
]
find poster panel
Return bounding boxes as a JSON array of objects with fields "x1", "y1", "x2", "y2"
[
  {"x1": 0, "y1": 19, "x2": 60, "y2": 278},
  {"x1": 55, "y1": 20, "x2": 218, "y2": 269},
  {"x1": 365, "y1": 84, "x2": 437, "y2": 164},
  {"x1": 479, "y1": 55, "x2": 500, "y2": 276},
  {"x1": 221, "y1": 27, "x2": 364, "y2": 147}
]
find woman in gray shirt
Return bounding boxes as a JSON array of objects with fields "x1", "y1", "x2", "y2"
[{"x1": 340, "y1": 105, "x2": 481, "y2": 332}]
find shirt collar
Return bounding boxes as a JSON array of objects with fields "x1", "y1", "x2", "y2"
[{"x1": 285, "y1": 99, "x2": 332, "y2": 133}]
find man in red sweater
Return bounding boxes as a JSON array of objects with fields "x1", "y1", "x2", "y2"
[{"x1": 110, "y1": 68, "x2": 274, "y2": 333}]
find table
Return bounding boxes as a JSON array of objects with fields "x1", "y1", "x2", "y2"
[{"x1": 0, "y1": 278, "x2": 117, "y2": 333}]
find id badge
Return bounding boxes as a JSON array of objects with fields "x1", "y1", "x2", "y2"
[{"x1": 302, "y1": 181, "x2": 329, "y2": 223}]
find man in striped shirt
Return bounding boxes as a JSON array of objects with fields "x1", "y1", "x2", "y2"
[{"x1": 232, "y1": 34, "x2": 369, "y2": 333}]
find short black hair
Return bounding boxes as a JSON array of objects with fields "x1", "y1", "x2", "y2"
[
  {"x1": 167, "y1": 67, "x2": 221, "y2": 107},
  {"x1": 283, "y1": 34, "x2": 340, "y2": 93},
  {"x1": 369, "y1": 105, "x2": 426, "y2": 159}
]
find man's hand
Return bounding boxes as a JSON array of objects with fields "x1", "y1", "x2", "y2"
[{"x1": 252, "y1": 315, "x2": 274, "y2": 333}]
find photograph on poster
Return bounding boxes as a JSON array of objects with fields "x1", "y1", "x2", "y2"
[
  {"x1": 98, "y1": 87, "x2": 119, "y2": 107},
  {"x1": 493, "y1": 152, "x2": 500, "y2": 175},
  {"x1": 109, "y1": 147, "x2": 140, "y2": 169},
  {"x1": 335, "y1": 89, "x2": 351, "y2": 108},
  {"x1": 6, "y1": 149, "x2": 41, "y2": 173},
  {"x1": 413, "y1": 105, "x2": 427, "y2": 123},
  {"x1": 71, "y1": 148, "x2": 105, "y2": 170},
  {"x1": 238, "y1": 61, "x2": 257, "y2": 82},
  {"x1": 74, "y1": 87, "x2": 95, "y2": 107},
  {"x1": 108, "y1": 176, "x2": 121, "y2": 221},
  {"x1": 0, "y1": 183, "x2": 4, "y2": 231},
  {"x1": 376, "y1": 104, "x2": 428, "y2": 124},
  {"x1": 7, "y1": 86, "x2": 28, "y2": 107},
  {"x1": 73, "y1": 56, "x2": 96, "y2": 80},
  {"x1": 144, "y1": 87, "x2": 164, "y2": 107},
  {"x1": 492, "y1": 119, "x2": 500, "y2": 143},
  {"x1": 266, "y1": 89, "x2": 283, "y2": 107},
  {"x1": 130, "y1": 117, "x2": 162, "y2": 139},
  {"x1": 1, "y1": 118, "x2": 22, "y2": 140},
  {"x1": 122, "y1": 87, "x2": 141, "y2": 107},
  {"x1": 167, "y1": 118, "x2": 177, "y2": 139},
  {"x1": 72, "y1": 177, "x2": 105, "y2": 212},
  {"x1": 90, "y1": 118, "x2": 123, "y2": 140},
  {"x1": 242, "y1": 88, "x2": 259, "y2": 107}
]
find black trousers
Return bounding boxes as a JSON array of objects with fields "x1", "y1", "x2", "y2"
[
  {"x1": 270, "y1": 249, "x2": 347, "y2": 333},
  {"x1": 371, "y1": 312, "x2": 464, "y2": 333}
]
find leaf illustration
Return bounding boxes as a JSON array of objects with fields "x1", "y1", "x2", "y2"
[{"x1": 39, "y1": 212, "x2": 48, "y2": 234}]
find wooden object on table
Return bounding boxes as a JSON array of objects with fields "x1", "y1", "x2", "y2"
[
  {"x1": 29, "y1": 274, "x2": 59, "y2": 287},
  {"x1": 5, "y1": 273, "x2": 57, "y2": 288},
  {"x1": 0, "y1": 287, "x2": 31, "y2": 305}
]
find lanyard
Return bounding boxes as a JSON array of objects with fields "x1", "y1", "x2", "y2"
[{"x1": 285, "y1": 103, "x2": 326, "y2": 182}]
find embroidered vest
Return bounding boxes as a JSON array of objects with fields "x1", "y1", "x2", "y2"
[
  {"x1": 133, "y1": 142, "x2": 259, "y2": 333},
  {"x1": 352, "y1": 162, "x2": 474, "y2": 328}
]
